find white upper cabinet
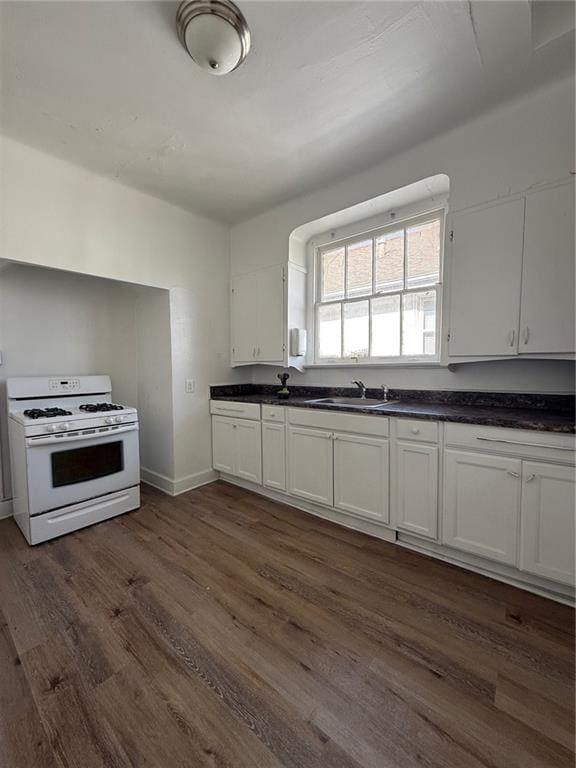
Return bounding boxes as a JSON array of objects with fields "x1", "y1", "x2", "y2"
[
  {"x1": 231, "y1": 265, "x2": 285, "y2": 365},
  {"x1": 231, "y1": 272, "x2": 259, "y2": 363},
  {"x1": 448, "y1": 199, "x2": 525, "y2": 356},
  {"x1": 520, "y1": 461, "x2": 575, "y2": 585},
  {"x1": 448, "y1": 182, "x2": 575, "y2": 360},
  {"x1": 257, "y1": 265, "x2": 285, "y2": 361},
  {"x1": 519, "y1": 183, "x2": 575, "y2": 355}
]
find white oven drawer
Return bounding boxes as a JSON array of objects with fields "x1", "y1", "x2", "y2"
[
  {"x1": 26, "y1": 424, "x2": 140, "y2": 516},
  {"x1": 210, "y1": 400, "x2": 261, "y2": 420},
  {"x1": 29, "y1": 486, "x2": 140, "y2": 545}
]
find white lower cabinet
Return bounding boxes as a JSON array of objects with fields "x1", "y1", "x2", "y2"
[
  {"x1": 211, "y1": 416, "x2": 262, "y2": 484},
  {"x1": 392, "y1": 442, "x2": 438, "y2": 539},
  {"x1": 333, "y1": 432, "x2": 389, "y2": 523},
  {"x1": 443, "y1": 450, "x2": 521, "y2": 565},
  {"x1": 287, "y1": 426, "x2": 333, "y2": 506},
  {"x1": 212, "y1": 401, "x2": 575, "y2": 599},
  {"x1": 262, "y1": 422, "x2": 286, "y2": 491},
  {"x1": 520, "y1": 462, "x2": 575, "y2": 585},
  {"x1": 212, "y1": 416, "x2": 235, "y2": 474}
]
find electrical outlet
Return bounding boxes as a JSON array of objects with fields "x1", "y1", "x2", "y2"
[{"x1": 185, "y1": 379, "x2": 195, "y2": 394}]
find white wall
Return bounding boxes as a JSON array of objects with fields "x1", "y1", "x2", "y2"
[
  {"x1": 231, "y1": 76, "x2": 575, "y2": 393},
  {"x1": 0, "y1": 136, "x2": 241, "y2": 499}
]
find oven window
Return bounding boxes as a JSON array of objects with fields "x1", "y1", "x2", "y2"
[{"x1": 51, "y1": 441, "x2": 124, "y2": 487}]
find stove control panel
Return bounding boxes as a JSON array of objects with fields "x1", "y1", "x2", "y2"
[{"x1": 48, "y1": 378, "x2": 81, "y2": 393}]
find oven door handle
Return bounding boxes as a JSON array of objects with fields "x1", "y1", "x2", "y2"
[{"x1": 26, "y1": 424, "x2": 139, "y2": 447}]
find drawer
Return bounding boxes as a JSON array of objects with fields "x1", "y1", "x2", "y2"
[
  {"x1": 395, "y1": 418, "x2": 438, "y2": 443},
  {"x1": 287, "y1": 407, "x2": 389, "y2": 437},
  {"x1": 262, "y1": 405, "x2": 285, "y2": 422},
  {"x1": 210, "y1": 400, "x2": 261, "y2": 421},
  {"x1": 445, "y1": 423, "x2": 575, "y2": 463}
]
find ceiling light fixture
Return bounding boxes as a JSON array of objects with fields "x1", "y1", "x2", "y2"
[{"x1": 176, "y1": 0, "x2": 251, "y2": 76}]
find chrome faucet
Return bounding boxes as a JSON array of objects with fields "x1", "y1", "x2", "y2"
[
  {"x1": 351, "y1": 380, "x2": 366, "y2": 399},
  {"x1": 381, "y1": 384, "x2": 389, "y2": 402}
]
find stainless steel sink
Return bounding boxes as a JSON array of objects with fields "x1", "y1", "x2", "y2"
[{"x1": 305, "y1": 397, "x2": 399, "y2": 409}]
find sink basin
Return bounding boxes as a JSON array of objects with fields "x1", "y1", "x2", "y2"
[{"x1": 306, "y1": 397, "x2": 399, "y2": 409}]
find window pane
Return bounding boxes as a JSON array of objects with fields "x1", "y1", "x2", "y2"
[
  {"x1": 317, "y1": 303, "x2": 341, "y2": 358},
  {"x1": 346, "y1": 240, "x2": 373, "y2": 298},
  {"x1": 375, "y1": 230, "x2": 404, "y2": 292},
  {"x1": 406, "y1": 219, "x2": 440, "y2": 288},
  {"x1": 320, "y1": 247, "x2": 345, "y2": 301},
  {"x1": 343, "y1": 301, "x2": 369, "y2": 358},
  {"x1": 402, "y1": 291, "x2": 436, "y2": 356},
  {"x1": 371, "y1": 295, "x2": 400, "y2": 357}
]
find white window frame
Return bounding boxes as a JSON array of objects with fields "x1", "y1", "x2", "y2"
[{"x1": 313, "y1": 209, "x2": 445, "y2": 365}]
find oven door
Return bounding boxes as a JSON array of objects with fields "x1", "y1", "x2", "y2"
[{"x1": 25, "y1": 424, "x2": 140, "y2": 516}]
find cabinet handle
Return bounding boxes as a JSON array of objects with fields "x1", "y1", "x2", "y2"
[
  {"x1": 257, "y1": 347, "x2": 261, "y2": 356},
  {"x1": 522, "y1": 326, "x2": 530, "y2": 345},
  {"x1": 476, "y1": 436, "x2": 574, "y2": 451},
  {"x1": 506, "y1": 470, "x2": 520, "y2": 478},
  {"x1": 525, "y1": 473, "x2": 536, "y2": 482},
  {"x1": 410, "y1": 428, "x2": 420, "y2": 435},
  {"x1": 508, "y1": 329, "x2": 516, "y2": 347}
]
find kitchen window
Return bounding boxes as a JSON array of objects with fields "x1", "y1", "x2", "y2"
[{"x1": 314, "y1": 211, "x2": 444, "y2": 363}]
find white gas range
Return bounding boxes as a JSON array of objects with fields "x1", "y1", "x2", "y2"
[{"x1": 7, "y1": 375, "x2": 140, "y2": 545}]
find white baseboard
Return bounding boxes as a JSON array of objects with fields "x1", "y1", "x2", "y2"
[
  {"x1": 140, "y1": 467, "x2": 217, "y2": 497},
  {"x1": 0, "y1": 498, "x2": 13, "y2": 520}
]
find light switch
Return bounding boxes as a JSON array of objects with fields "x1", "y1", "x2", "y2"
[{"x1": 185, "y1": 379, "x2": 195, "y2": 394}]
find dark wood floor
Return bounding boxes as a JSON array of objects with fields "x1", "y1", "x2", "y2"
[{"x1": 0, "y1": 481, "x2": 574, "y2": 768}]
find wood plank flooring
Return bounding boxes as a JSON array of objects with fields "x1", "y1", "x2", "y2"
[{"x1": 0, "y1": 480, "x2": 574, "y2": 768}]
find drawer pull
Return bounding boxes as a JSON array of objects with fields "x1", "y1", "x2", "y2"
[
  {"x1": 411, "y1": 427, "x2": 420, "y2": 435},
  {"x1": 476, "y1": 437, "x2": 573, "y2": 452}
]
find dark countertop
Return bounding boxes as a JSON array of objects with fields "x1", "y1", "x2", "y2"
[{"x1": 210, "y1": 386, "x2": 576, "y2": 434}]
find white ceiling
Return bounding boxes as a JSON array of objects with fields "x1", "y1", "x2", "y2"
[{"x1": 1, "y1": 1, "x2": 574, "y2": 223}]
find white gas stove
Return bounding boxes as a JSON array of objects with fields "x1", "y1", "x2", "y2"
[{"x1": 7, "y1": 375, "x2": 141, "y2": 545}]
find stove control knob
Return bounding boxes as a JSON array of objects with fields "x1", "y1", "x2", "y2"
[
  {"x1": 47, "y1": 424, "x2": 57, "y2": 434},
  {"x1": 105, "y1": 417, "x2": 114, "y2": 425},
  {"x1": 59, "y1": 422, "x2": 70, "y2": 431},
  {"x1": 114, "y1": 416, "x2": 123, "y2": 424}
]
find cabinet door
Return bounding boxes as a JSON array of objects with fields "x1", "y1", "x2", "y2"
[
  {"x1": 287, "y1": 426, "x2": 333, "y2": 506},
  {"x1": 262, "y1": 422, "x2": 286, "y2": 491},
  {"x1": 333, "y1": 433, "x2": 389, "y2": 523},
  {"x1": 448, "y1": 199, "x2": 524, "y2": 356},
  {"x1": 257, "y1": 266, "x2": 285, "y2": 362},
  {"x1": 234, "y1": 419, "x2": 262, "y2": 484},
  {"x1": 231, "y1": 273, "x2": 259, "y2": 363},
  {"x1": 519, "y1": 183, "x2": 575, "y2": 354},
  {"x1": 520, "y1": 462, "x2": 575, "y2": 585},
  {"x1": 443, "y1": 450, "x2": 521, "y2": 564},
  {"x1": 392, "y1": 442, "x2": 438, "y2": 539},
  {"x1": 212, "y1": 417, "x2": 235, "y2": 474}
]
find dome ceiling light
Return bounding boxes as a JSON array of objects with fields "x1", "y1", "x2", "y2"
[{"x1": 176, "y1": 0, "x2": 251, "y2": 76}]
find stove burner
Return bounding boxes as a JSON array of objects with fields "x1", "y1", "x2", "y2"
[
  {"x1": 79, "y1": 403, "x2": 125, "y2": 413},
  {"x1": 23, "y1": 407, "x2": 73, "y2": 420}
]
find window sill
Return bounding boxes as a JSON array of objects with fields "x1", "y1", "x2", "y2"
[{"x1": 305, "y1": 360, "x2": 447, "y2": 370}]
